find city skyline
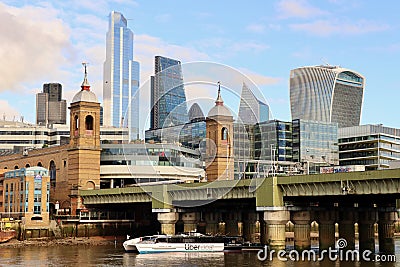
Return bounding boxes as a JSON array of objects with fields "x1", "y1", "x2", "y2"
[{"x1": 0, "y1": 1, "x2": 399, "y2": 128}]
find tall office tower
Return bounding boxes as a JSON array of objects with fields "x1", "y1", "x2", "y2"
[
  {"x1": 103, "y1": 11, "x2": 140, "y2": 140},
  {"x1": 150, "y1": 56, "x2": 188, "y2": 130},
  {"x1": 238, "y1": 82, "x2": 269, "y2": 124},
  {"x1": 36, "y1": 83, "x2": 67, "y2": 126},
  {"x1": 290, "y1": 65, "x2": 365, "y2": 128}
]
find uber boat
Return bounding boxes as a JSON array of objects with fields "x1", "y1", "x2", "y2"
[
  {"x1": 134, "y1": 233, "x2": 225, "y2": 254},
  {"x1": 123, "y1": 235, "x2": 167, "y2": 252}
]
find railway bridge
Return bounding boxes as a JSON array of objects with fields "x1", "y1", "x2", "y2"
[{"x1": 79, "y1": 169, "x2": 400, "y2": 253}]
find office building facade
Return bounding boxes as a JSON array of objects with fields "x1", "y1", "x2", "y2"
[
  {"x1": 254, "y1": 120, "x2": 293, "y2": 162},
  {"x1": 1, "y1": 167, "x2": 50, "y2": 227},
  {"x1": 290, "y1": 65, "x2": 365, "y2": 128},
  {"x1": 36, "y1": 83, "x2": 67, "y2": 125},
  {"x1": 339, "y1": 124, "x2": 400, "y2": 170},
  {"x1": 100, "y1": 143, "x2": 204, "y2": 187},
  {"x1": 0, "y1": 121, "x2": 128, "y2": 152},
  {"x1": 292, "y1": 119, "x2": 339, "y2": 167},
  {"x1": 150, "y1": 56, "x2": 188, "y2": 130},
  {"x1": 103, "y1": 11, "x2": 140, "y2": 140},
  {"x1": 146, "y1": 103, "x2": 206, "y2": 150}
]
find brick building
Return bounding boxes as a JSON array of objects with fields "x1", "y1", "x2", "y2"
[{"x1": 0, "y1": 65, "x2": 101, "y2": 215}]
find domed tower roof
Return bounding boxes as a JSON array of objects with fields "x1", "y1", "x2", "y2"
[
  {"x1": 188, "y1": 103, "x2": 205, "y2": 122},
  {"x1": 72, "y1": 63, "x2": 98, "y2": 103},
  {"x1": 208, "y1": 82, "x2": 232, "y2": 118}
]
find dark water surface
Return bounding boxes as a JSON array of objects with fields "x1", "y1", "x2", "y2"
[{"x1": 0, "y1": 241, "x2": 400, "y2": 266}]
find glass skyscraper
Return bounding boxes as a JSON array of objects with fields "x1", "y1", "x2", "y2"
[
  {"x1": 290, "y1": 65, "x2": 364, "y2": 128},
  {"x1": 150, "y1": 56, "x2": 188, "y2": 130},
  {"x1": 238, "y1": 82, "x2": 269, "y2": 125},
  {"x1": 103, "y1": 11, "x2": 140, "y2": 140}
]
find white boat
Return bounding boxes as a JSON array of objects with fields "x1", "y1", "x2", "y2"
[
  {"x1": 123, "y1": 235, "x2": 167, "y2": 252},
  {"x1": 135, "y1": 234, "x2": 225, "y2": 254}
]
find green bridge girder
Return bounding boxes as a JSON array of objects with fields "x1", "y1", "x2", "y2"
[{"x1": 79, "y1": 169, "x2": 400, "y2": 209}]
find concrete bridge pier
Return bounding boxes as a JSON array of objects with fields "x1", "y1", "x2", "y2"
[
  {"x1": 358, "y1": 210, "x2": 377, "y2": 252},
  {"x1": 182, "y1": 212, "x2": 198, "y2": 233},
  {"x1": 157, "y1": 212, "x2": 178, "y2": 235},
  {"x1": 291, "y1": 210, "x2": 311, "y2": 251},
  {"x1": 318, "y1": 210, "x2": 336, "y2": 250},
  {"x1": 378, "y1": 210, "x2": 396, "y2": 254},
  {"x1": 264, "y1": 209, "x2": 289, "y2": 250},
  {"x1": 338, "y1": 210, "x2": 356, "y2": 250}
]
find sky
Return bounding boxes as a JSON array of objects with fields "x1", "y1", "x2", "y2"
[{"x1": 0, "y1": 0, "x2": 399, "y2": 130}]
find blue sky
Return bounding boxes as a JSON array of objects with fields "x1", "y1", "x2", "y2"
[{"x1": 0, "y1": 0, "x2": 399, "y2": 129}]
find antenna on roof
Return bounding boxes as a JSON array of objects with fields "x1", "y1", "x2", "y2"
[{"x1": 320, "y1": 57, "x2": 330, "y2": 66}]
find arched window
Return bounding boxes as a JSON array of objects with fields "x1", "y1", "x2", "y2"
[
  {"x1": 85, "y1": 115, "x2": 94, "y2": 131},
  {"x1": 49, "y1": 160, "x2": 56, "y2": 187},
  {"x1": 37, "y1": 162, "x2": 43, "y2": 167},
  {"x1": 221, "y1": 127, "x2": 228, "y2": 140},
  {"x1": 74, "y1": 115, "x2": 79, "y2": 136},
  {"x1": 25, "y1": 164, "x2": 30, "y2": 168},
  {"x1": 74, "y1": 115, "x2": 79, "y2": 130},
  {"x1": 14, "y1": 165, "x2": 19, "y2": 169}
]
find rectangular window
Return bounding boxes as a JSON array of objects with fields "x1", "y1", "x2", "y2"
[{"x1": 34, "y1": 205, "x2": 41, "y2": 214}]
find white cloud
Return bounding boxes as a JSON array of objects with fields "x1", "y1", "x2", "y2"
[
  {"x1": 290, "y1": 19, "x2": 389, "y2": 36},
  {"x1": 0, "y1": 100, "x2": 21, "y2": 119},
  {"x1": 246, "y1": 23, "x2": 266, "y2": 34},
  {"x1": 155, "y1": 13, "x2": 171, "y2": 23},
  {"x1": 239, "y1": 68, "x2": 281, "y2": 87},
  {"x1": 276, "y1": 0, "x2": 327, "y2": 19},
  {"x1": 190, "y1": 37, "x2": 269, "y2": 60},
  {"x1": 134, "y1": 34, "x2": 211, "y2": 84},
  {"x1": 0, "y1": 3, "x2": 74, "y2": 92}
]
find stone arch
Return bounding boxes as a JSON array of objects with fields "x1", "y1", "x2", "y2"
[
  {"x1": 86, "y1": 181, "x2": 95, "y2": 190},
  {"x1": 25, "y1": 163, "x2": 30, "y2": 168},
  {"x1": 85, "y1": 115, "x2": 94, "y2": 131},
  {"x1": 14, "y1": 165, "x2": 19, "y2": 169},
  {"x1": 37, "y1": 162, "x2": 43, "y2": 167},
  {"x1": 61, "y1": 200, "x2": 70, "y2": 209}
]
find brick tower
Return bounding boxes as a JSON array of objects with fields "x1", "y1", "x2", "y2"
[
  {"x1": 68, "y1": 63, "x2": 101, "y2": 214},
  {"x1": 205, "y1": 82, "x2": 234, "y2": 181}
]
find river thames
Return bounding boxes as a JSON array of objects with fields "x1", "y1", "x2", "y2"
[{"x1": 0, "y1": 241, "x2": 399, "y2": 266}]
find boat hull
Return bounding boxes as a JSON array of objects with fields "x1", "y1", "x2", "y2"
[
  {"x1": 123, "y1": 242, "x2": 138, "y2": 252},
  {"x1": 136, "y1": 242, "x2": 224, "y2": 254},
  {"x1": 0, "y1": 230, "x2": 16, "y2": 243}
]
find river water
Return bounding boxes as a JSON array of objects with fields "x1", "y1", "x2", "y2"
[{"x1": 0, "y1": 241, "x2": 399, "y2": 267}]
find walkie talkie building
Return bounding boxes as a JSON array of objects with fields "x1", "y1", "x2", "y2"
[{"x1": 290, "y1": 65, "x2": 365, "y2": 128}]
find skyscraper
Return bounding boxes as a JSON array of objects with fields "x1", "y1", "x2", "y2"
[
  {"x1": 150, "y1": 56, "x2": 188, "y2": 130},
  {"x1": 238, "y1": 82, "x2": 269, "y2": 124},
  {"x1": 36, "y1": 83, "x2": 66, "y2": 126},
  {"x1": 103, "y1": 11, "x2": 140, "y2": 140},
  {"x1": 290, "y1": 65, "x2": 365, "y2": 128}
]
